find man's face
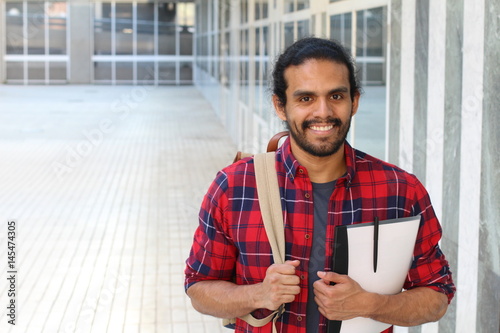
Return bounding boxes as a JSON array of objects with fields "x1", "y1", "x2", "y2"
[{"x1": 273, "y1": 58, "x2": 360, "y2": 158}]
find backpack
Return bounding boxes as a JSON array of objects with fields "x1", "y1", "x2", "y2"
[{"x1": 223, "y1": 131, "x2": 288, "y2": 332}]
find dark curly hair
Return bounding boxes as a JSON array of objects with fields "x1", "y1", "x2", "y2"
[{"x1": 272, "y1": 37, "x2": 361, "y2": 107}]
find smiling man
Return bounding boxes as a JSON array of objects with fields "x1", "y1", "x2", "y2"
[{"x1": 185, "y1": 37, "x2": 455, "y2": 333}]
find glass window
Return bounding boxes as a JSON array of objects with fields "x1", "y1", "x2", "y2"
[
  {"x1": 115, "y1": 3, "x2": 133, "y2": 55},
  {"x1": 241, "y1": 30, "x2": 248, "y2": 56},
  {"x1": 241, "y1": 0, "x2": 248, "y2": 24},
  {"x1": 262, "y1": 26, "x2": 269, "y2": 56},
  {"x1": 365, "y1": 7, "x2": 384, "y2": 57},
  {"x1": 297, "y1": 19, "x2": 310, "y2": 39},
  {"x1": 94, "y1": 62, "x2": 112, "y2": 81},
  {"x1": 136, "y1": 3, "x2": 155, "y2": 55},
  {"x1": 356, "y1": 8, "x2": 384, "y2": 57},
  {"x1": 48, "y1": 2, "x2": 67, "y2": 55},
  {"x1": 356, "y1": 11, "x2": 365, "y2": 57},
  {"x1": 50, "y1": 62, "x2": 66, "y2": 80},
  {"x1": 284, "y1": 0, "x2": 294, "y2": 13},
  {"x1": 6, "y1": 2, "x2": 24, "y2": 55},
  {"x1": 180, "y1": 62, "x2": 193, "y2": 83},
  {"x1": 330, "y1": 13, "x2": 352, "y2": 50},
  {"x1": 28, "y1": 62, "x2": 45, "y2": 80},
  {"x1": 240, "y1": 61, "x2": 249, "y2": 103},
  {"x1": 158, "y1": 2, "x2": 176, "y2": 55},
  {"x1": 284, "y1": 22, "x2": 294, "y2": 48},
  {"x1": 6, "y1": 62, "x2": 24, "y2": 80},
  {"x1": 255, "y1": 0, "x2": 269, "y2": 20},
  {"x1": 137, "y1": 62, "x2": 155, "y2": 84},
  {"x1": 222, "y1": 1, "x2": 230, "y2": 28},
  {"x1": 116, "y1": 62, "x2": 133, "y2": 82},
  {"x1": 158, "y1": 62, "x2": 176, "y2": 82},
  {"x1": 366, "y1": 63, "x2": 384, "y2": 83},
  {"x1": 94, "y1": 3, "x2": 112, "y2": 55},
  {"x1": 178, "y1": 2, "x2": 194, "y2": 55},
  {"x1": 255, "y1": 28, "x2": 261, "y2": 55},
  {"x1": 297, "y1": 0, "x2": 309, "y2": 11},
  {"x1": 27, "y1": 2, "x2": 46, "y2": 55}
]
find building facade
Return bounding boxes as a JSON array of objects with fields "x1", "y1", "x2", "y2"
[
  {"x1": 193, "y1": 1, "x2": 499, "y2": 333},
  {"x1": 0, "y1": 0, "x2": 195, "y2": 85},
  {"x1": 0, "y1": 0, "x2": 498, "y2": 332}
]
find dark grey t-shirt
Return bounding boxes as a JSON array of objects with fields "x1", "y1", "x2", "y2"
[{"x1": 306, "y1": 180, "x2": 336, "y2": 332}]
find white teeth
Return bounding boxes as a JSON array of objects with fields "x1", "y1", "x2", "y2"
[{"x1": 310, "y1": 125, "x2": 333, "y2": 131}]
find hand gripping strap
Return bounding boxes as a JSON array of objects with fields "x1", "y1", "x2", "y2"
[{"x1": 226, "y1": 152, "x2": 286, "y2": 331}]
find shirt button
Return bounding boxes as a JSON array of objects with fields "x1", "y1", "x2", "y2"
[
  {"x1": 298, "y1": 168, "x2": 304, "y2": 174},
  {"x1": 304, "y1": 193, "x2": 310, "y2": 198},
  {"x1": 304, "y1": 234, "x2": 310, "y2": 240},
  {"x1": 297, "y1": 315, "x2": 303, "y2": 321},
  {"x1": 300, "y1": 274, "x2": 305, "y2": 280}
]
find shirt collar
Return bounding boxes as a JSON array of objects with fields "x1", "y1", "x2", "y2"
[{"x1": 277, "y1": 137, "x2": 356, "y2": 186}]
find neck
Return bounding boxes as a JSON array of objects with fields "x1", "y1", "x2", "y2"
[{"x1": 290, "y1": 142, "x2": 347, "y2": 183}]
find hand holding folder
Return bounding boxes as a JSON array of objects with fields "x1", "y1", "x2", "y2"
[{"x1": 327, "y1": 215, "x2": 421, "y2": 333}]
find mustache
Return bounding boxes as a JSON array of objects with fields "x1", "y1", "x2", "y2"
[{"x1": 302, "y1": 117, "x2": 342, "y2": 130}]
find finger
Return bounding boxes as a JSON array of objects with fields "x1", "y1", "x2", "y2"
[
  {"x1": 280, "y1": 274, "x2": 301, "y2": 286},
  {"x1": 284, "y1": 260, "x2": 301, "y2": 268},
  {"x1": 269, "y1": 260, "x2": 300, "y2": 275},
  {"x1": 317, "y1": 271, "x2": 347, "y2": 283}
]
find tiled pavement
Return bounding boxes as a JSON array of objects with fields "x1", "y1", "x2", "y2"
[{"x1": 0, "y1": 85, "x2": 236, "y2": 332}]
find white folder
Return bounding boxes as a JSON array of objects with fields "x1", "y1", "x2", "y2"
[{"x1": 327, "y1": 215, "x2": 421, "y2": 333}]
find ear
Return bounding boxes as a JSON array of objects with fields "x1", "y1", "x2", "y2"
[
  {"x1": 272, "y1": 95, "x2": 287, "y2": 121},
  {"x1": 351, "y1": 91, "x2": 361, "y2": 116}
]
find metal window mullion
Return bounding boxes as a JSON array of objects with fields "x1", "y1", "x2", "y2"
[
  {"x1": 66, "y1": 1, "x2": 70, "y2": 82},
  {"x1": 133, "y1": 1, "x2": 137, "y2": 84},
  {"x1": 45, "y1": 1, "x2": 50, "y2": 84},
  {"x1": 154, "y1": 0, "x2": 158, "y2": 85},
  {"x1": 176, "y1": 0, "x2": 180, "y2": 85},
  {"x1": 23, "y1": 0, "x2": 28, "y2": 84},
  {"x1": 111, "y1": 1, "x2": 116, "y2": 85}
]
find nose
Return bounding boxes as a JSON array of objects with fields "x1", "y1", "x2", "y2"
[{"x1": 313, "y1": 97, "x2": 333, "y2": 118}]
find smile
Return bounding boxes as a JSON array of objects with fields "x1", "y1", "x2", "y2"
[{"x1": 310, "y1": 125, "x2": 333, "y2": 132}]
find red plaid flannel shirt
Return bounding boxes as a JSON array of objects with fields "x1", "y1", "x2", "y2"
[{"x1": 185, "y1": 138, "x2": 455, "y2": 332}]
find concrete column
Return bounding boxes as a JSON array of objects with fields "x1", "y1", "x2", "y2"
[{"x1": 69, "y1": 0, "x2": 92, "y2": 84}]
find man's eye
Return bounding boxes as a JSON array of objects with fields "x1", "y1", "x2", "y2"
[
  {"x1": 300, "y1": 96, "x2": 312, "y2": 102},
  {"x1": 331, "y1": 94, "x2": 342, "y2": 100}
]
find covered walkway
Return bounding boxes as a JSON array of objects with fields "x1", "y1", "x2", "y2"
[{"x1": 0, "y1": 85, "x2": 234, "y2": 332}]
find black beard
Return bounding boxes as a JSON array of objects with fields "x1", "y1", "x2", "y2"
[{"x1": 285, "y1": 116, "x2": 352, "y2": 157}]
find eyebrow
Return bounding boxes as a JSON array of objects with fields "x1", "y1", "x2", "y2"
[{"x1": 292, "y1": 86, "x2": 349, "y2": 97}]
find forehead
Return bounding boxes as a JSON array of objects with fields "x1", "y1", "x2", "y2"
[{"x1": 284, "y1": 58, "x2": 350, "y2": 93}]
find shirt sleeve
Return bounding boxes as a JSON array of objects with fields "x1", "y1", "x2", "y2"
[
  {"x1": 184, "y1": 170, "x2": 238, "y2": 291},
  {"x1": 403, "y1": 175, "x2": 456, "y2": 303}
]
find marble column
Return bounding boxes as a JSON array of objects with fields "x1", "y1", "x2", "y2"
[
  {"x1": 478, "y1": 0, "x2": 500, "y2": 332},
  {"x1": 388, "y1": 0, "x2": 402, "y2": 165},
  {"x1": 438, "y1": 0, "x2": 464, "y2": 330},
  {"x1": 412, "y1": 0, "x2": 429, "y2": 184}
]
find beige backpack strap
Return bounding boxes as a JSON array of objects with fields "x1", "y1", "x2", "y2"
[
  {"x1": 234, "y1": 152, "x2": 285, "y2": 331},
  {"x1": 254, "y1": 152, "x2": 285, "y2": 264}
]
